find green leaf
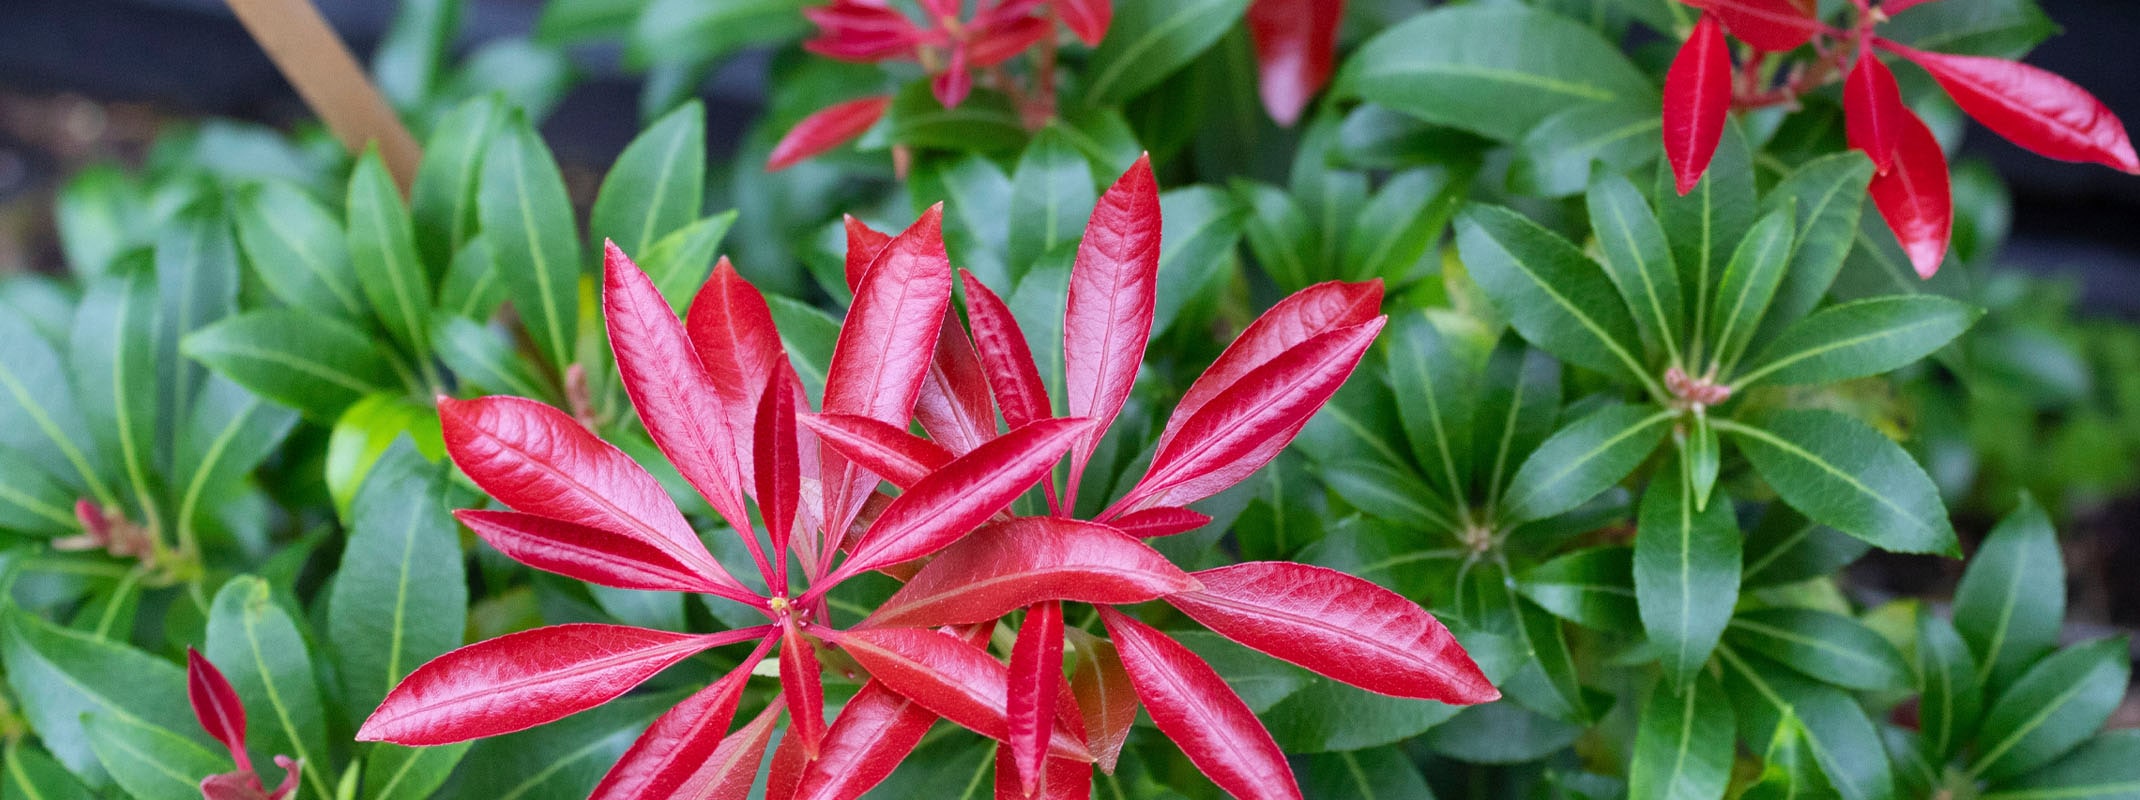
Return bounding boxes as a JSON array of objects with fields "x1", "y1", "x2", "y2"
[
  {"x1": 1173, "y1": 630, "x2": 1312, "y2": 713},
  {"x1": 234, "y1": 180, "x2": 369, "y2": 321},
  {"x1": 534, "y1": 0, "x2": 645, "y2": 42},
  {"x1": 53, "y1": 163, "x2": 145, "y2": 278},
  {"x1": 183, "y1": 309, "x2": 402, "y2": 422},
  {"x1": 1511, "y1": 102, "x2": 1661, "y2": 198},
  {"x1": 591, "y1": 100, "x2": 705, "y2": 257},
  {"x1": 412, "y1": 95, "x2": 507, "y2": 271},
  {"x1": 1741, "y1": 504, "x2": 1869, "y2": 589},
  {"x1": 1007, "y1": 126, "x2": 1096, "y2": 278},
  {"x1": 434, "y1": 317, "x2": 555, "y2": 401},
  {"x1": 1519, "y1": 546, "x2": 1638, "y2": 632},
  {"x1": 1502, "y1": 403, "x2": 1672, "y2": 523},
  {"x1": 1456, "y1": 204, "x2": 1651, "y2": 386},
  {"x1": 1981, "y1": 731, "x2": 2140, "y2": 800},
  {"x1": 637, "y1": 211, "x2": 737, "y2": 313},
  {"x1": 1468, "y1": 340, "x2": 1561, "y2": 509},
  {"x1": 1424, "y1": 701, "x2": 1583, "y2": 763},
  {"x1": 1658, "y1": 123, "x2": 1756, "y2": 347},
  {"x1": 439, "y1": 694, "x2": 671, "y2": 800},
  {"x1": 1708, "y1": 203, "x2": 1797, "y2": 373},
  {"x1": 371, "y1": 0, "x2": 457, "y2": 109},
  {"x1": 441, "y1": 41, "x2": 574, "y2": 124},
  {"x1": 1386, "y1": 311, "x2": 1481, "y2": 507},
  {"x1": 174, "y1": 376, "x2": 299, "y2": 545},
  {"x1": 1502, "y1": 584, "x2": 1590, "y2": 723},
  {"x1": 913, "y1": 154, "x2": 1014, "y2": 293},
  {"x1": 323, "y1": 394, "x2": 446, "y2": 521},
  {"x1": 1344, "y1": 166, "x2": 1466, "y2": 283},
  {"x1": 3, "y1": 742, "x2": 94, "y2": 800},
  {"x1": 1586, "y1": 170, "x2": 1683, "y2": 365},
  {"x1": 206, "y1": 575, "x2": 332, "y2": 800},
  {"x1": 480, "y1": 110, "x2": 583, "y2": 371},
  {"x1": 327, "y1": 441, "x2": 468, "y2": 718},
  {"x1": 1323, "y1": 459, "x2": 1459, "y2": 532},
  {"x1": 1972, "y1": 637, "x2": 2132, "y2": 782},
  {"x1": 1721, "y1": 410, "x2": 1958, "y2": 555},
  {"x1": 154, "y1": 204, "x2": 241, "y2": 459},
  {"x1": 862, "y1": 84, "x2": 1026, "y2": 155},
  {"x1": 1736, "y1": 296, "x2": 1980, "y2": 389},
  {"x1": 1750, "y1": 153, "x2": 1876, "y2": 344},
  {"x1": 0, "y1": 302, "x2": 109, "y2": 501},
  {"x1": 348, "y1": 148, "x2": 437, "y2": 360},
  {"x1": 1684, "y1": 413, "x2": 1720, "y2": 510},
  {"x1": 83, "y1": 713, "x2": 227, "y2": 800},
  {"x1": 1917, "y1": 609, "x2": 1985, "y2": 761},
  {"x1": 1880, "y1": 0, "x2": 2055, "y2": 58},
  {"x1": 1234, "y1": 180, "x2": 1317, "y2": 293},
  {"x1": 626, "y1": 0, "x2": 807, "y2": 67},
  {"x1": 1301, "y1": 747, "x2": 1434, "y2": 800},
  {"x1": 1726, "y1": 608, "x2": 1913, "y2": 692},
  {"x1": 437, "y1": 234, "x2": 506, "y2": 322},
  {"x1": 0, "y1": 447, "x2": 78, "y2": 537},
  {"x1": 1084, "y1": 0, "x2": 1253, "y2": 103},
  {"x1": 1152, "y1": 186, "x2": 1247, "y2": 337},
  {"x1": 1337, "y1": 4, "x2": 1652, "y2": 142},
  {"x1": 1, "y1": 610, "x2": 199, "y2": 782},
  {"x1": 1628, "y1": 671, "x2": 1735, "y2": 800},
  {"x1": 1742, "y1": 711, "x2": 1837, "y2": 800},
  {"x1": 363, "y1": 743, "x2": 472, "y2": 800},
  {"x1": 1264, "y1": 673, "x2": 1463, "y2": 754},
  {"x1": 1720, "y1": 647, "x2": 1898, "y2": 800},
  {"x1": 1952, "y1": 494, "x2": 2064, "y2": 690},
  {"x1": 1635, "y1": 469, "x2": 1741, "y2": 686},
  {"x1": 67, "y1": 263, "x2": 161, "y2": 530}
]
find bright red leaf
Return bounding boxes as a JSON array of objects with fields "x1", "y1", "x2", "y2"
[
  {"x1": 823, "y1": 627, "x2": 1094, "y2": 762},
  {"x1": 1245, "y1": 0, "x2": 1346, "y2": 127},
  {"x1": 187, "y1": 648, "x2": 249, "y2": 768},
  {"x1": 993, "y1": 750, "x2": 1095, "y2": 800},
  {"x1": 1866, "y1": 107, "x2": 1953, "y2": 277},
  {"x1": 1166, "y1": 562, "x2": 1499, "y2": 702},
  {"x1": 1055, "y1": 0, "x2": 1111, "y2": 45},
  {"x1": 865, "y1": 516, "x2": 1199, "y2": 628},
  {"x1": 1883, "y1": 42, "x2": 2140, "y2": 174},
  {"x1": 1664, "y1": 13, "x2": 1734, "y2": 196},
  {"x1": 1104, "y1": 506, "x2": 1212, "y2": 538},
  {"x1": 1680, "y1": 0, "x2": 1822, "y2": 52},
  {"x1": 1844, "y1": 49, "x2": 1910, "y2": 174},
  {"x1": 1062, "y1": 155, "x2": 1161, "y2": 478},
  {"x1": 786, "y1": 680, "x2": 938, "y2": 800},
  {"x1": 686, "y1": 257, "x2": 787, "y2": 490},
  {"x1": 1157, "y1": 279, "x2": 1382, "y2": 454},
  {"x1": 800, "y1": 413, "x2": 954, "y2": 490},
  {"x1": 842, "y1": 215, "x2": 894, "y2": 292},
  {"x1": 1008, "y1": 601, "x2": 1064, "y2": 797},
  {"x1": 962, "y1": 269, "x2": 1054, "y2": 430},
  {"x1": 457, "y1": 509, "x2": 730, "y2": 593},
  {"x1": 768, "y1": 96, "x2": 893, "y2": 172},
  {"x1": 803, "y1": 1, "x2": 925, "y2": 62},
  {"x1": 1099, "y1": 608, "x2": 1301, "y2": 800},
  {"x1": 781, "y1": 621, "x2": 828, "y2": 758},
  {"x1": 917, "y1": 314, "x2": 999, "y2": 455},
  {"x1": 588, "y1": 646, "x2": 766, "y2": 800},
  {"x1": 756, "y1": 364, "x2": 802, "y2": 582},
  {"x1": 674, "y1": 698, "x2": 784, "y2": 800}
]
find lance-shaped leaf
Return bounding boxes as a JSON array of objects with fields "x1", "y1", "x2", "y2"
[
  {"x1": 1884, "y1": 42, "x2": 2139, "y2": 174},
  {"x1": 1246, "y1": 0, "x2": 1344, "y2": 126},
  {"x1": 1728, "y1": 608, "x2": 1913, "y2": 692},
  {"x1": 1971, "y1": 637, "x2": 2132, "y2": 782},
  {"x1": 1057, "y1": 0, "x2": 1110, "y2": 45},
  {"x1": 1009, "y1": 601, "x2": 1065, "y2": 796},
  {"x1": 1384, "y1": 311, "x2": 1477, "y2": 505},
  {"x1": 605, "y1": 242, "x2": 752, "y2": 534},
  {"x1": 1708, "y1": 203, "x2": 1797, "y2": 371},
  {"x1": 768, "y1": 96, "x2": 893, "y2": 171},
  {"x1": 1683, "y1": 0, "x2": 1821, "y2": 52},
  {"x1": 963, "y1": 268, "x2": 1054, "y2": 429},
  {"x1": 1845, "y1": 51, "x2": 1909, "y2": 173},
  {"x1": 1120, "y1": 318, "x2": 1386, "y2": 511},
  {"x1": 994, "y1": 750, "x2": 1095, "y2": 800},
  {"x1": 68, "y1": 265, "x2": 157, "y2": 533},
  {"x1": 1753, "y1": 153, "x2": 1876, "y2": 345},
  {"x1": 233, "y1": 181, "x2": 367, "y2": 322},
  {"x1": 1108, "y1": 506, "x2": 1212, "y2": 538},
  {"x1": 686, "y1": 257, "x2": 787, "y2": 492},
  {"x1": 1062, "y1": 155, "x2": 1162, "y2": 468},
  {"x1": 836, "y1": 418, "x2": 1091, "y2": 579},
  {"x1": 330, "y1": 442, "x2": 467, "y2": 719},
  {"x1": 870, "y1": 516, "x2": 1197, "y2": 627},
  {"x1": 1722, "y1": 410, "x2": 1957, "y2": 555},
  {"x1": 1952, "y1": 495, "x2": 2063, "y2": 690},
  {"x1": 1456, "y1": 204, "x2": 1649, "y2": 384},
  {"x1": 1099, "y1": 608, "x2": 1303, "y2": 800},
  {"x1": 675, "y1": 698, "x2": 783, "y2": 800},
  {"x1": 204, "y1": 577, "x2": 330, "y2": 799},
  {"x1": 1718, "y1": 648, "x2": 1896, "y2": 800},
  {"x1": 800, "y1": 413, "x2": 953, "y2": 490},
  {"x1": 1628, "y1": 671, "x2": 1735, "y2": 800},
  {"x1": 588, "y1": 652, "x2": 763, "y2": 800},
  {"x1": 1161, "y1": 279, "x2": 1384, "y2": 454},
  {"x1": 785, "y1": 680, "x2": 938, "y2": 800},
  {"x1": 1984, "y1": 731, "x2": 2140, "y2": 800},
  {"x1": 1665, "y1": 14, "x2": 1733, "y2": 195},
  {"x1": 1735, "y1": 296, "x2": 1980, "y2": 389},
  {"x1": 357, "y1": 624, "x2": 769, "y2": 746},
  {"x1": 822, "y1": 628, "x2": 1093, "y2": 762},
  {"x1": 1916, "y1": 610, "x2": 1983, "y2": 761},
  {"x1": 1503, "y1": 404, "x2": 1673, "y2": 523},
  {"x1": 782, "y1": 622, "x2": 827, "y2": 759},
  {"x1": 479, "y1": 110, "x2": 580, "y2": 369},
  {"x1": 1635, "y1": 466, "x2": 1741, "y2": 687},
  {"x1": 756, "y1": 365, "x2": 801, "y2": 579},
  {"x1": 458, "y1": 509, "x2": 728, "y2": 593},
  {"x1": 591, "y1": 101, "x2": 705, "y2": 258},
  {"x1": 1587, "y1": 172, "x2": 1683, "y2": 363},
  {"x1": 439, "y1": 395, "x2": 746, "y2": 596},
  {"x1": 347, "y1": 148, "x2": 435, "y2": 358},
  {"x1": 842, "y1": 214, "x2": 894, "y2": 293},
  {"x1": 1865, "y1": 108, "x2": 1952, "y2": 278},
  {"x1": 186, "y1": 649, "x2": 248, "y2": 765},
  {"x1": 916, "y1": 313, "x2": 997, "y2": 456}
]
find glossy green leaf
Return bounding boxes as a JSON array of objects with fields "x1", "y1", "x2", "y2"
[
  {"x1": 327, "y1": 441, "x2": 468, "y2": 717},
  {"x1": 1152, "y1": 186, "x2": 1247, "y2": 337},
  {"x1": 1323, "y1": 459, "x2": 1459, "y2": 533},
  {"x1": 1503, "y1": 403, "x2": 1672, "y2": 523},
  {"x1": 412, "y1": 95, "x2": 507, "y2": 270},
  {"x1": 1520, "y1": 546, "x2": 1638, "y2": 632},
  {"x1": 437, "y1": 235, "x2": 505, "y2": 322},
  {"x1": 3, "y1": 742, "x2": 94, "y2": 800},
  {"x1": 1727, "y1": 608, "x2": 1913, "y2": 692},
  {"x1": 206, "y1": 575, "x2": 332, "y2": 799},
  {"x1": 1635, "y1": 468, "x2": 1740, "y2": 686},
  {"x1": 1301, "y1": 747, "x2": 1434, "y2": 799},
  {"x1": 1344, "y1": 166, "x2": 1465, "y2": 283},
  {"x1": 1387, "y1": 311, "x2": 1481, "y2": 506},
  {"x1": 1880, "y1": 0, "x2": 2056, "y2": 58},
  {"x1": 1750, "y1": 153, "x2": 1876, "y2": 344},
  {"x1": 1722, "y1": 411, "x2": 1958, "y2": 555},
  {"x1": 1457, "y1": 203, "x2": 1650, "y2": 385},
  {"x1": 67, "y1": 263, "x2": 160, "y2": 530},
  {"x1": 1007, "y1": 126, "x2": 1096, "y2": 277},
  {"x1": 1628, "y1": 671, "x2": 1735, "y2": 800},
  {"x1": 1657, "y1": 124, "x2": 1756, "y2": 345},
  {"x1": 1981, "y1": 730, "x2": 2140, "y2": 800},
  {"x1": 174, "y1": 376, "x2": 299, "y2": 543},
  {"x1": 348, "y1": 149, "x2": 437, "y2": 359},
  {"x1": 862, "y1": 84, "x2": 1026, "y2": 155},
  {"x1": 1741, "y1": 711, "x2": 1835, "y2": 800},
  {"x1": 1, "y1": 610, "x2": 199, "y2": 782},
  {"x1": 1511, "y1": 102, "x2": 1661, "y2": 198},
  {"x1": 1737, "y1": 296, "x2": 1980, "y2": 389},
  {"x1": 627, "y1": 0, "x2": 807, "y2": 67},
  {"x1": 1708, "y1": 204, "x2": 1797, "y2": 373},
  {"x1": 363, "y1": 743, "x2": 472, "y2": 800},
  {"x1": 434, "y1": 317, "x2": 554, "y2": 401},
  {"x1": 1720, "y1": 647, "x2": 1898, "y2": 800},
  {"x1": 1952, "y1": 495, "x2": 2064, "y2": 690},
  {"x1": 1586, "y1": 170, "x2": 1683, "y2": 366},
  {"x1": 591, "y1": 100, "x2": 705, "y2": 257},
  {"x1": 1337, "y1": 4, "x2": 1652, "y2": 142},
  {"x1": 1972, "y1": 637, "x2": 2132, "y2": 783},
  {"x1": 1741, "y1": 505, "x2": 1870, "y2": 589},
  {"x1": 234, "y1": 180, "x2": 369, "y2": 322},
  {"x1": 1470, "y1": 340, "x2": 1561, "y2": 508},
  {"x1": 637, "y1": 211, "x2": 737, "y2": 312},
  {"x1": 1234, "y1": 179, "x2": 1317, "y2": 293},
  {"x1": 1085, "y1": 0, "x2": 1253, "y2": 103},
  {"x1": 183, "y1": 309, "x2": 402, "y2": 422},
  {"x1": 480, "y1": 110, "x2": 582, "y2": 370},
  {"x1": 83, "y1": 713, "x2": 227, "y2": 800},
  {"x1": 1917, "y1": 609, "x2": 1985, "y2": 761}
]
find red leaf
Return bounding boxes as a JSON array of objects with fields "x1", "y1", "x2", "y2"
[
  {"x1": 823, "y1": 628, "x2": 1093, "y2": 762},
  {"x1": 1883, "y1": 42, "x2": 2139, "y2": 174},
  {"x1": 1664, "y1": 14, "x2": 1734, "y2": 196},
  {"x1": 865, "y1": 516, "x2": 1199, "y2": 628},
  {"x1": 1245, "y1": 0, "x2": 1346, "y2": 127},
  {"x1": 917, "y1": 314, "x2": 999, "y2": 456},
  {"x1": 822, "y1": 205, "x2": 954, "y2": 539},
  {"x1": 605, "y1": 242, "x2": 753, "y2": 537},
  {"x1": 1009, "y1": 601, "x2": 1065, "y2": 796},
  {"x1": 1098, "y1": 609, "x2": 1301, "y2": 800},
  {"x1": 934, "y1": 49, "x2": 975, "y2": 109},
  {"x1": 1117, "y1": 318, "x2": 1386, "y2": 512},
  {"x1": 833, "y1": 418, "x2": 1092, "y2": 581},
  {"x1": 799, "y1": 413, "x2": 953, "y2": 490},
  {"x1": 457, "y1": 510, "x2": 729, "y2": 593},
  {"x1": 438, "y1": 396, "x2": 747, "y2": 598},
  {"x1": 768, "y1": 96, "x2": 893, "y2": 172},
  {"x1": 994, "y1": 751, "x2": 1095, "y2": 800},
  {"x1": 1062, "y1": 156, "x2": 1161, "y2": 473},
  {"x1": 686, "y1": 257, "x2": 788, "y2": 493},
  {"x1": 588, "y1": 649, "x2": 766, "y2": 800},
  {"x1": 1156, "y1": 280, "x2": 1382, "y2": 455},
  {"x1": 781, "y1": 621, "x2": 827, "y2": 759},
  {"x1": 1165, "y1": 562, "x2": 1499, "y2": 703},
  {"x1": 842, "y1": 215, "x2": 895, "y2": 293},
  {"x1": 1865, "y1": 108, "x2": 1953, "y2": 277},
  {"x1": 787, "y1": 680, "x2": 938, "y2": 800},
  {"x1": 1680, "y1": 0, "x2": 1821, "y2": 53},
  {"x1": 756, "y1": 364, "x2": 802, "y2": 580},
  {"x1": 186, "y1": 648, "x2": 249, "y2": 767},
  {"x1": 803, "y1": 1, "x2": 925, "y2": 62},
  {"x1": 356, "y1": 624, "x2": 770, "y2": 746},
  {"x1": 1055, "y1": 0, "x2": 1111, "y2": 45},
  {"x1": 1844, "y1": 50, "x2": 1910, "y2": 174},
  {"x1": 962, "y1": 269, "x2": 1053, "y2": 430},
  {"x1": 1105, "y1": 507, "x2": 1212, "y2": 538},
  {"x1": 969, "y1": 15, "x2": 1053, "y2": 66},
  {"x1": 1066, "y1": 628, "x2": 1137, "y2": 773},
  {"x1": 673, "y1": 697, "x2": 783, "y2": 800}
]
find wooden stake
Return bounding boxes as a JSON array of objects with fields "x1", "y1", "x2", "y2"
[{"x1": 225, "y1": 0, "x2": 423, "y2": 192}]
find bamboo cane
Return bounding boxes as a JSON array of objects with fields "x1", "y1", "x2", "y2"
[{"x1": 224, "y1": 0, "x2": 423, "y2": 192}]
